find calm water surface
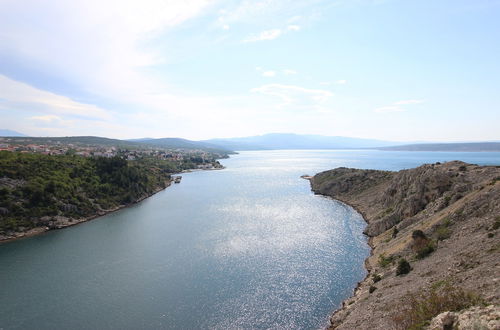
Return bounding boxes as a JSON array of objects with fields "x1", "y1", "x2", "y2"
[{"x1": 1, "y1": 150, "x2": 499, "y2": 329}]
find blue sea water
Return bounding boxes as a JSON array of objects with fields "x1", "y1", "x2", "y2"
[{"x1": 0, "y1": 150, "x2": 499, "y2": 329}]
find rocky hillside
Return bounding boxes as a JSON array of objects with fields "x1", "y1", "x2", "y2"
[
  {"x1": 0, "y1": 152, "x2": 173, "y2": 241},
  {"x1": 311, "y1": 161, "x2": 500, "y2": 329}
]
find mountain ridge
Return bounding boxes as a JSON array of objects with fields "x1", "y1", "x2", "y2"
[
  {"x1": 0, "y1": 129, "x2": 28, "y2": 137},
  {"x1": 202, "y1": 133, "x2": 405, "y2": 150},
  {"x1": 2, "y1": 136, "x2": 232, "y2": 153},
  {"x1": 129, "y1": 137, "x2": 233, "y2": 153},
  {"x1": 310, "y1": 161, "x2": 500, "y2": 329},
  {"x1": 379, "y1": 142, "x2": 500, "y2": 152},
  {"x1": 3, "y1": 131, "x2": 500, "y2": 152},
  {"x1": 203, "y1": 133, "x2": 500, "y2": 151}
]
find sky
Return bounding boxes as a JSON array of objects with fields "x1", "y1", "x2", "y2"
[{"x1": 0, "y1": 0, "x2": 499, "y2": 142}]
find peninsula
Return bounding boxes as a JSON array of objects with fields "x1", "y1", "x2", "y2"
[
  {"x1": 0, "y1": 139, "x2": 227, "y2": 242},
  {"x1": 310, "y1": 161, "x2": 500, "y2": 329}
]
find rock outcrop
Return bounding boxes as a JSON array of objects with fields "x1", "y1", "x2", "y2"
[
  {"x1": 427, "y1": 305, "x2": 500, "y2": 330},
  {"x1": 311, "y1": 161, "x2": 500, "y2": 329}
]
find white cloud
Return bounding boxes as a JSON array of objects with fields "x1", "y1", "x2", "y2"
[
  {"x1": 217, "y1": 1, "x2": 326, "y2": 26},
  {"x1": 243, "y1": 29, "x2": 283, "y2": 42},
  {"x1": 375, "y1": 99, "x2": 425, "y2": 113},
  {"x1": 0, "y1": 0, "x2": 286, "y2": 140},
  {"x1": 283, "y1": 69, "x2": 297, "y2": 75},
  {"x1": 321, "y1": 80, "x2": 347, "y2": 85},
  {"x1": 242, "y1": 23, "x2": 304, "y2": 42},
  {"x1": 242, "y1": 19, "x2": 304, "y2": 43},
  {"x1": 394, "y1": 99, "x2": 425, "y2": 105},
  {"x1": 0, "y1": 0, "x2": 319, "y2": 139},
  {"x1": 0, "y1": 0, "x2": 356, "y2": 139},
  {"x1": 0, "y1": 75, "x2": 112, "y2": 120},
  {"x1": 256, "y1": 67, "x2": 280, "y2": 77},
  {"x1": 288, "y1": 15, "x2": 302, "y2": 23},
  {"x1": 218, "y1": 1, "x2": 295, "y2": 25},
  {"x1": 374, "y1": 106, "x2": 404, "y2": 113},
  {"x1": 0, "y1": 0, "x2": 215, "y2": 110},
  {"x1": 30, "y1": 115, "x2": 64, "y2": 123},
  {"x1": 251, "y1": 84, "x2": 333, "y2": 110},
  {"x1": 262, "y1": 71, "x2": 276, "y2": 77},
  {"x1": 29, "y1": 114, "x2": 77, "y2": 129},
  {"x1": 287, "y1": 25, "x2": 301, "y2": 31}
]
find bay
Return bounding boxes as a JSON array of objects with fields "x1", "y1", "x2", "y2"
[{"x1": 0, "y1": 150, "x2": 499, "y2": 329}]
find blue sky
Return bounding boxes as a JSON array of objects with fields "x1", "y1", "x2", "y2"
[{"x1": 0, "y1": 0, "x2": 499, "y2": 141}]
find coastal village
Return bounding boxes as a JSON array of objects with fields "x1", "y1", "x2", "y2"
[{"x1": 0, "y1": 137, "x2": 224, "y2": 170}]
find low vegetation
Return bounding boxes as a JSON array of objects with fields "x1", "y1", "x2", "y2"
[
  {"x1": 396, "y1": 258, "x2": 411, "y2": 275},
  {"x1": 435, "y1": 226, "x2": 451, "y2": 241},
  {"x1": 378, "y1": 254, "x2": 394, "y2": 268},
  {"x1": 0, "y1": 152, "x2": 203, "y2": 233},
  {"x1": 411, "y1": 230, "x2": 436, "y2": 259},
  {"x1": 415, "y1": 242, "x2": 436, "y2": 260},
  {"x1": 391, "y1": 281, "x2": 484, "y2": 330},
  {"x1": 492, "y1": 216, "x2": 500, "y2": 230},
  {"x1": 372, "y1": 274, "x2": 382, "y2": 283}
]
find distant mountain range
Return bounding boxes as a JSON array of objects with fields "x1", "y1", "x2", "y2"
[
  {"x1": 379, "y1": 142, "x2": 500, "y2": 152},
  {"x1": 202, "y1": 134, "x2": 500, "y2": 152},
  {"x1": 0, "y1": 129, "x2": 28, "y2": 137},
  {"x1": 1, "y1": 135, "x2": 232, "y2": 154},
  {"x1": 2, "y1": 130, "x2": 499, "y2": 152},
  {"x1": 202, "y1": 133, "x2": 406, "y2": 150},
  {"x1": 128, "y1": 137, "x2": 233, "y2": 153}
]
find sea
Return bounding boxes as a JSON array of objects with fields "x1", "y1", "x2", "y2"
[{"x1": 0, "y1": 150, "x2": 499, "y2": 329}]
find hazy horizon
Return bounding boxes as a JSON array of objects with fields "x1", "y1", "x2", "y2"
[
  {"x1": 1, "y1": 1, "x2": 499, "y2": 141},
  {"x1": 2, "y1": 130, "x2": 500, "y2": 144}
]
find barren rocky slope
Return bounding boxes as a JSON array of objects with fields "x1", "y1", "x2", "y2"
[{"x1": 311, "y1": 161, "x2": 500, "y2": 329}]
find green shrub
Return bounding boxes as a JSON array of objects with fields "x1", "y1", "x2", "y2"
[
  {"x1": 412, "y1": 230, "x2": 427, "y2": 240},
  {"x1": 492, "y1": 217, "x2": 500, "y2": 230},
  {"x1": 436, "y1": 226, "x2": 451, "y2": 241},
  {"x1": 383, "y1": 207, "x2": 394, "y2": 215},
  {"x1": 372, "y1": 274, "x2": 382, "y2": 283},
  {"x1": 396, "y1": 258, "x2": 411, "y2": 275},
  {"x1": 416, "y1": 242, "x2": 435, "y2": 259},
  {"x1": 378, "y1": 254, "x2": 394, "y2": 268},
  {"x1": 391, "y1": 281, "x2": 483, "y2": 330},
  {"x1": 489, "y1": 177, "x2": 500, "y2": 185},
  {"x1": 369, "y1": 286, "x2": 377, "y2": 294}
]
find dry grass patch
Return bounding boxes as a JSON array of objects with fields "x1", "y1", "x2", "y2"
[{"x1": 391, "y1": 280, "x2": 484, "y2": 330}]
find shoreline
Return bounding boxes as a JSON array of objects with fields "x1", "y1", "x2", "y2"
[
  {"x1": 0, "y1": 181, "x2": 172, "y2": 244},
  {"x1": 304, "y1": 175, "x2": 375, "y2": 328},
  {"x1": 310, "y1": 188, "x2": 375, "y2": 329},
  {"x1": 0, "y1": 165, "x2": 227, "y2": 244},
  {"x1": 321, "y1": 195, "x2": 375, "y2": 329},
  {"x1": 181, "y1": 166, "x2": 225, "y2": 173}
]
